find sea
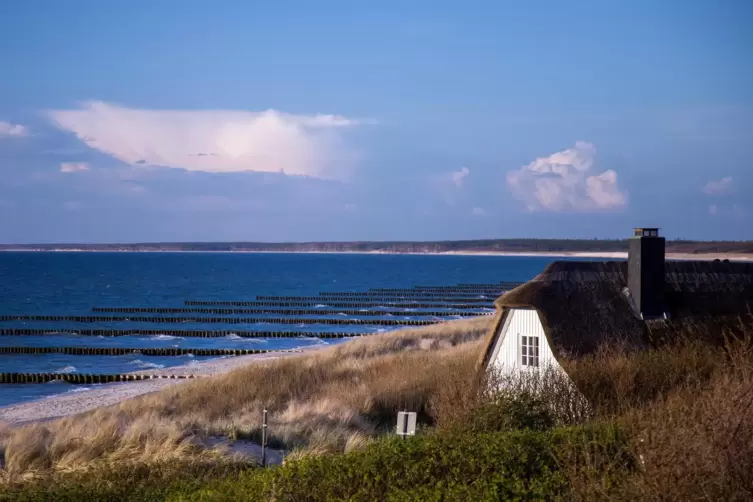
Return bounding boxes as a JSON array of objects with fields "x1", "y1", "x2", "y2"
[{"x1": 0, "y1": 252, "x2": 565, "y2": 409}]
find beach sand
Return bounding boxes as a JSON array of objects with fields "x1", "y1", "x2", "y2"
[
  {"x1": 436, "y1": 251, "x2": 753, "y2": 261},
  {"x1": 4, "y1": 249, "x2": 752, "y2": 262},
  {"x1": 0, "y1": 346, "x2": 327, "y2": 426}
]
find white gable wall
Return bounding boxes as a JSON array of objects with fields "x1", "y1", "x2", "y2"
[
  {"x1": 486, "y1": 308, "x2": 590, "y2": 419},
  {"x1": 488, "y1": 308, "x2": 565, "y2": 375}
]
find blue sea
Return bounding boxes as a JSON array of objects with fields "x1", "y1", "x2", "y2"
[{"x1": 0, "y1": 252, "x2": 559, "y2": 408}]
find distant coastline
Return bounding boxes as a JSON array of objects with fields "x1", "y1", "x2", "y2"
[{"x1": 2, "y1": 240, "x2": 753, "y2": 262}]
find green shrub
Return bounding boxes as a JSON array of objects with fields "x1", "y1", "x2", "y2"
[
  {"x1": 0, "y1": 460, "x2": 255, "y2": 502},
  {"x1": 467, "y1": 392, "x2": 556, "y2": 433},
  {"x1": 183, "y1": 425, "x2": 632, "y2": 502},
  {"x1": 1, "y1": 424, "x2": 634, "y2": 502}
]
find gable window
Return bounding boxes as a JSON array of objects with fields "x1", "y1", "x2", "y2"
[{"x1": 520, "y1": 335, "x2": 539, "y2": 367}]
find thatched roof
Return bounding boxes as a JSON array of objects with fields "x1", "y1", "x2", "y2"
[{"x1": 481, "y1": 260, "x2": 753, "y2": 368}]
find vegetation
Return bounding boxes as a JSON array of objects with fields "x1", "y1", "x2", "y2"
[
  {"x1": 1, "y1": 315, "x2": 752, "y2": 500},
  {"x1": 0, "y1": 317, "x2": 491, "y2": 479},
  {"x1": 2, "y1": 237, "x2": 753, "y2": 254},
  {"x1": 0, "y1": 425, "x2": 630, "y2": 502}
]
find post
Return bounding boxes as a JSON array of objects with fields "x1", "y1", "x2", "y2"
[
  {"x1": 261, "y1": 408, "x2": 268, "y2": 467},
  {"x1": 402, "y1": 409, "x2": 408, "y2": 441}
]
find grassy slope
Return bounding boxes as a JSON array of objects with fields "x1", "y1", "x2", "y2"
[
  {"x1": 0, "y1": 317, "x2": 491, "y2": 478},
  {"x1": 2, "y1": 316, "x2": 753, "y2": 501}
]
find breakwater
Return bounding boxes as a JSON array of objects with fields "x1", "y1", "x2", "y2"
[
  {"x1": 0, "y1": 279, "x2": 516, "y2": 393},
  {"x1": 0, "y1": 315, "x2": 438, "y2": 326},
  {"x1": 90, "y1": 306, "x2": 491, "y2": 317},
  {"x1": 183, "y1": 300, "x2": 489, "y2": 309},
  {"x1": 0, "y1": 328, "x2": 368, "y2": 338},
  {"x1": 0, "y1": 372, "x2": 198, "y2": 384},
  {"x1": 0, "y1": 346, "x2": 296, "y2": 356},
  {"x1": 255, "y1": 296, "x2": 492, "y2": 303}
]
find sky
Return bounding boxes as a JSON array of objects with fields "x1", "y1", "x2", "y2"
[{"x1": 0, "y1": 0, "x2": 752, "y2": 243}]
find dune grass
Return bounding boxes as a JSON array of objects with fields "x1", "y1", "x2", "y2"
[
  {"x1": 0, "y1": 316, "x2": 491, "y2": 481},
  {"x1": 1, "y1": 314, "x2": 752, "y2": 500}
]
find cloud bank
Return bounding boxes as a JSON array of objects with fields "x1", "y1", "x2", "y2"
[
  {"x1": 47, "y1": 101, "x2": 365, "y2": 180},
  {"x1": 702, "y1": 176, "x2": 733, "y2": 196},
  {"x1": 506, "y1": 141, "x2": 627, "y2": 212},
  {"x1": 0, "y1": 121, "x2": 27, "y2": 138}
]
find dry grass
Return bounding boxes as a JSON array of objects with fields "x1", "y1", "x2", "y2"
[
  {"x1": 419, "y1": 325, "x2": 753, "y2": 501},
  {"x1": 3, "y1": 312, "x2": 753, "y2": 501},
  {"x1": 0, "y1": 316, "x2": 491, "y2": 481},
  {"x1": 561, "y1": 333, "x2": 753, "y2": 501}
]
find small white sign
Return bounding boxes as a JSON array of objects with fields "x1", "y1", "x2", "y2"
[{"x1": 396, "y1": 411, "x2": 417, "y2": 437}]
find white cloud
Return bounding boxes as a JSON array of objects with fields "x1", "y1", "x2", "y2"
[
  {"x1": 702, "y1": 176, "x2": 733, "y2": 196},
  {"x1": 0, "y1": 121, "x2": 27, "y2": 138},
  {"x1": 47, "y1": 101, "x2": 365, "y2": 180},
  {"x1": 708, "y1": 204, "x2": 718, "y2": 215},
  {"x1": 60, "y1": 162, "x2": 90, "y2": 173},
  {"x1": 506, "y1": 141, "x2": 627, "y2": 212},
  {"x1": 472, "y1": 207, "x2": 486, "y2": 216},
  {"x1": 451, "y1": 167, "x2": 470, "y2": 187}
]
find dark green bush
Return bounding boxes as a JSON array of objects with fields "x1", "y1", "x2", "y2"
[
  {"x1": 1, "y1": 425, "x2": 634, "y2": 502},
  {"x1": 0, "y1": 460, "x2": 255, "y2": 502},
  {"x1": 183, "y1": 425, "x2": 632, "y2": 502}
]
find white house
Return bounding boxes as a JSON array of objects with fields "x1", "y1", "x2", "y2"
[{"x1": 479, "y1": 228, "x2": 753, "y2": 387}]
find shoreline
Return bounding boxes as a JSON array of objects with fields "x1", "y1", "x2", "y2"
[
  {"x1": 0, "y1": 345, "x2": 328, "y2": 426},
  {"x1": 1, "y1": 249, "x2": 752, "y2": 262}
]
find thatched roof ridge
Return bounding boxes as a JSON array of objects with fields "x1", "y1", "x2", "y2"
[{"x1": 480, "y1": 260, "x2": 753, "y2": 369}]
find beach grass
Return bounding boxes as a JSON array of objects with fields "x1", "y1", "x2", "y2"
[
  {"x1": 0, "y1": 316, "x2": 491, "y2": 480},
  {"x1": 1, "y1": 315, "x2": 752, "y2": 500}
]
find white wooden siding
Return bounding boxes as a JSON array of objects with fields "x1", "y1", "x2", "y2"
[{"x1": 489, "y1": 308, "x2": 563, "y2": 374}]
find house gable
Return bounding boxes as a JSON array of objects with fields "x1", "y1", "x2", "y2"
[{"x1": 487, "y1": 307, "x2": 565, "y2": 375}]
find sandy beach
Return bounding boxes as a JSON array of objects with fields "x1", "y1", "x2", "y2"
[
  {"x1": 432, "y1": 250, "x2": 753, "y2": 262},
  {"x1": 3, "y1": 248, "x2": 752, "y2": 262},
  {"x1": 0, "y1": 346, "x2": 327, "y2": 426}
]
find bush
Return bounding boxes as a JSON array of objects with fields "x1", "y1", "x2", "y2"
[
  {"x1": 466, "y1": 392, "x2": 556, "y2": 433},
  {"x1": 0, "y1": 460, "x2": 255, "y2": 502},
  {"x1": 0, "y1": 425, "x2": 633, "y2": 501},
  {"x1": 563, "y1": 340, "x2": 725, "y2": 415},
  {"x1": 183, "y1": 425, "x2": 633, "y2": 502}
]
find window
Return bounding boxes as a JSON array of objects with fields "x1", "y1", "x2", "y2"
[{"x1": 520, "y1": 335, "x2": 539, "y2": 367}]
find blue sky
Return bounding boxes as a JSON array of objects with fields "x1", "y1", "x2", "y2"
[{"x1": 1, "y1": 0, "x2": 751, "y2": 243}]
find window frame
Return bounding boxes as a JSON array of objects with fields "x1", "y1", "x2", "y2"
[{"x1": 520, "y1": 334, "x2": 540, "y2": 367}]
